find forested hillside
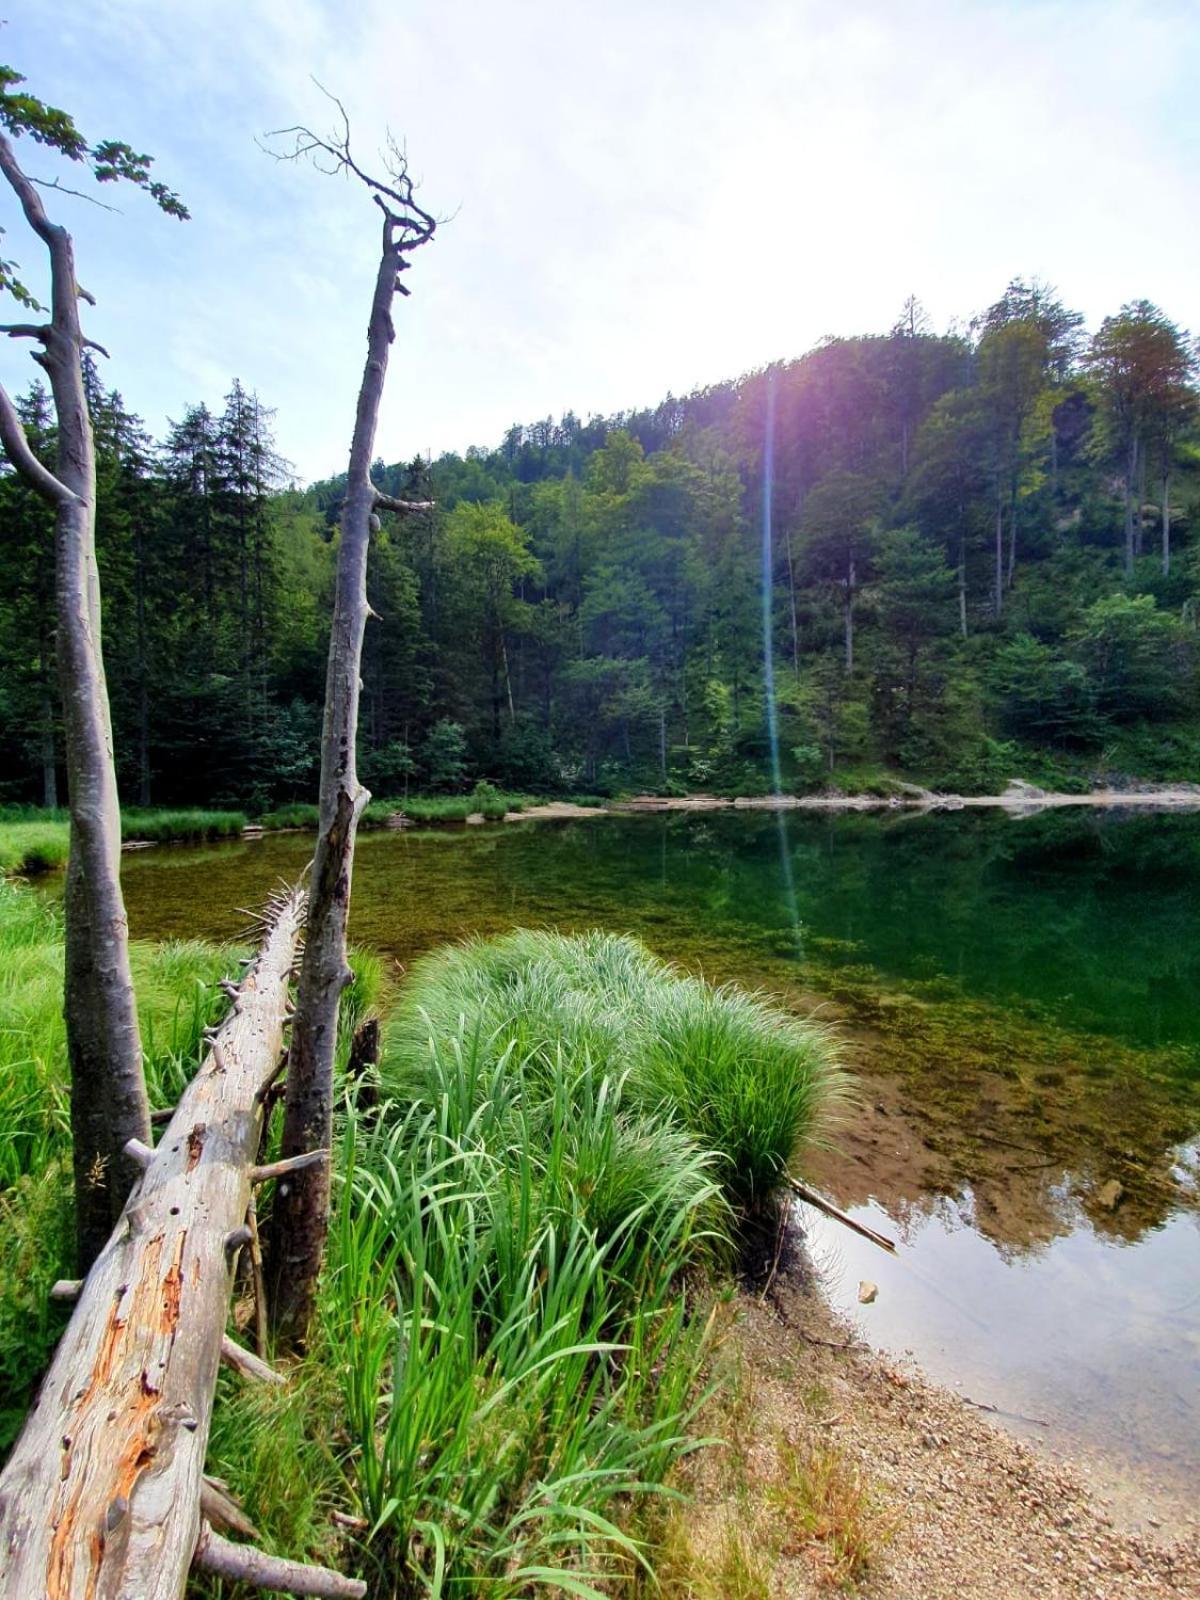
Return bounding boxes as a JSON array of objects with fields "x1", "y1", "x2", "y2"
[{"x1": 2, "y1": 280, "x2": 1197, "y2": 805}]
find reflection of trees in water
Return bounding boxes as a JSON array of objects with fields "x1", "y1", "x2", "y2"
[{"x1": 806, "y1": 960, "x2": 1199, "y2": 1257}]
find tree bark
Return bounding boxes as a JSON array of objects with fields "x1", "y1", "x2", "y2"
[
  {"x1": 1161, "y1": 468, "x2": 1171, "y2": 577},
  {"x1": 0, "y1": 131, "x2": 146, "y2": 1267},
  {"x1": 843, "y1": 554, "x2": 855, "y2": 674},
  {"x1": 0, "y1": 888, "x2": 307, "y2": 1600},
  {"x1": 994, "y1": 489, "x2": 1004, "y2": 619},
  {"x1": 1123, "y1": 433, "x2": 1138, "y2": 577},
  {"x1": 268, "y1": 215, "x2": 409, "y2": 1342},
  {"x1": 39, "y1": 667, "x2": 58, "y2": 809},
  {"x1": 958, "y1": 529, "x2": 968, "y2": 639},
  {"x1": 1136, "y1": 444, "x2": 1146, "y2": 558}
]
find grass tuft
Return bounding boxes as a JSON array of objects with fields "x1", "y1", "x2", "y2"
[
  {"x1": 382, "y1": 927, "x2": 844, "y2": 1217},
  {"x1": 770, "y1": 1437, "x2": 897, "y2": 1591}
]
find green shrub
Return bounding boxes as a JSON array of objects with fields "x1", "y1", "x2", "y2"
[{"x1": 420, "y1": 718, "x2": 469, "y2": 792}]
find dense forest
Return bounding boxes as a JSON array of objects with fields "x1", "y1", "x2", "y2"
[{"x1": 2, "y1": 280, "x2": 1197, "y2": 806}]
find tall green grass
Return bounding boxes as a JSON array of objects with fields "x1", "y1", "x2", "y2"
[
  {"x1": 257, "y1": 801, "x2": 322, "y2": 830},
  {"x1": 121, "y1": 808, "x2": 246, "y2": 843},
  {"x1": 383, "y1": 929, "x2": 845, "y2": 1215},
  {"x1": 326, "y1": 930, "x2": 842, "y2": 1589},
  {"x1": 324, "y1": 1031, "x2": 721, "y2": 1595},
  {"x1": 0, "y1": 820, "x2": 70, "y2": 874}
]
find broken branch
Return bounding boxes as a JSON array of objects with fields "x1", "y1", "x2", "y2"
[
  {"x1": 250, "y1": 1148, "x2": 327, "y2": 1185},
  {"x1": 787, "y1": 1177, "x2": 897, "y2": 1254},
  {"x1": 193, "y1": 1524, "x2": 367, "y2": 1598},
  {"x1": 373, "y1": 490, "x2": 434, "y2": 514},
  {"x1": 221, "y1": 1333, "x2": 285, "y2": 1386}
]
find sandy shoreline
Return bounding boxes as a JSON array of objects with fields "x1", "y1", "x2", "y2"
[
  {"x1": 689, "y1": 1265, "x2": 1200, "y2": 1598},
  {"x1": 507, "y1": 783, "x2": 1200, "y2": 822}
]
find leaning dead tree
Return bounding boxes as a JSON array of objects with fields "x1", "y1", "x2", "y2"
[
  {"x1": 265, "y1": 96, "x2": 436, "y2": 1341},
  {"x1": 0, "y1": 886, "x2": 366, "y2": 1600},
  {"x1": 0, "y1": 69, "x2": 187, "y2": 1266}
]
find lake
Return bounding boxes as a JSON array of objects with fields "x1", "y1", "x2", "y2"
[{"x1": 112, "y1": 806, "x2": 1200, "y2": 1524}]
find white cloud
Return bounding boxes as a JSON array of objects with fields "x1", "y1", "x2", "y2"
[{"x1": 3, "y1": 0, "x2": 1197, "y2": 479}]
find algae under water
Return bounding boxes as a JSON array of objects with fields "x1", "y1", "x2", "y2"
[{"x1": 103, "y1": 806, "x2": 1199, "y2": 1517}]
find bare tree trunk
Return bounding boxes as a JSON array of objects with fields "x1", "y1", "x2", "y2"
[
  {"x1": 1136, "y1": 445, "x2": 1146, "y2": 558},
  {"x1": 1124, "y1": 434, "x2": 1138, "y2": 577},
  {"x1": 784, "y1": 522, "x2": 800, "y2": 674},
  {"x1": 501, "y1": 631, "x2": 516, "y2": 722},
  {"x1": 39, "y1": 667, "x2": 58, "y2": 809},
  {"x1": 1006, "y1": 478, "x2": 1018, "y2": 589},
  {"x1": 1050, "y1": 419, "x2": 1058, "y2": 497},
  {"x1": 958, "y1": 530, "x2": 968, "y2": 640},
  {"x1": 0, "y1": 889, "x2": 328, "y2": 1600},
  {"x1": 843, "y1": 555, "x2": 855, "y2": 674},
  {"x1": 0, "y1": 132, "x2": 146, "y2": 1268},
  {"x1": 267, "y1": 258, "x2": 388, "y2": 1340},
  {"x1": 1162, "y1": 468, "x2": 1171, "y2": 577},
  {"x1": 267, "y1": 141, "x2": 435, "y2": 1342},
  {"x1": 994, "y1": 489, "x2": 1004, "y2": 619},
  {"x1": 135, "y1": 522, "x2": 152, "y2": 806}
]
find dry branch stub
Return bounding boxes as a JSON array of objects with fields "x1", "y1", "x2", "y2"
[{"x1": 0, "y1": 885, "x2": 363, "y2": 1600}]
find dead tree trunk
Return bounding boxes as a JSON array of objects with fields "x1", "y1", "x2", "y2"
[
  {"x1": 265, "y1": 101, "x2": 436, "y2": 1343},
  {"x1": 0, "y1": 887, "x2": 364, "y2": 1600},
  {"x1": 0, "y1": 131, "x2": 147, "y2": 1267},
  {"x1": 1161, "y1": 466, "x2": 1172, "y2": 577}
]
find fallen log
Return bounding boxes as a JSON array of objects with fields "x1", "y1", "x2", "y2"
[{"x1": 0, "y1": 884, "x2": 362, "y2": 1600}]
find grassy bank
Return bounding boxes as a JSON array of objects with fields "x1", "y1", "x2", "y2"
[
  {"x1": 260, "y1": 786, "x2": 609, "y2": 831},
  {"x1": 0, "y1": 806, "x2": 248, "y2": 875}
]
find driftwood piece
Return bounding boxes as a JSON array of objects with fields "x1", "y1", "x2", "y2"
[
  {"x1": 200, "y1": 1475, "x2": 259, "y2": 1540},
  {"x1": 0, "y1": 888, "x2": 311, "y2": 1599},
  {"x1": 220, "y1": 1333, "x2": 285, "y2": 1386},
  {"x1": 788, "y1": 1176, "x2": 898, "y2": 1254},
  {"x1": 194, "y1": 1523, "x2": 367, "y2": 1597}
]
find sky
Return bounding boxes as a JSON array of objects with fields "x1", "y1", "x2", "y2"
[{"x1": 3, "y1": 0, "x2": 1199, "y2": 482}]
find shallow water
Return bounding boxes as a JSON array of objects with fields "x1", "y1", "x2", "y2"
[{"x1": 107, "y1": 808, "x2": 1200, "y2": 1517}]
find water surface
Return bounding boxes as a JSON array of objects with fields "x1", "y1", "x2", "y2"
[{"x1": 110, "y1": 808, "x2": 1200, "y2": 1520}]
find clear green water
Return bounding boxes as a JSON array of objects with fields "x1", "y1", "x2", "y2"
[{"x1": 107, "y1": 807, "x2": 1200, "y2": 1514}]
